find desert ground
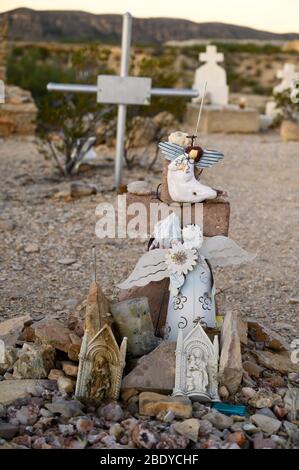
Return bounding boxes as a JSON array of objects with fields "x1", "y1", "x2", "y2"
[{"x1": 0, "y1": 131, "x2": 298, "y2": 343}]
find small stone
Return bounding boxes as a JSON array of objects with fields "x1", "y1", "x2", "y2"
[
  {"x1": 32, "y1": 437, "x2": 52, "y2": 449},
  {"x1": 15, "y1": 405, "x2": 38, "y2": 426},
  {"x1": 57, "y1": 376, "x2": 75, "y2": 394},
  {"x1": 13, "y1": 343, "x2": 55, "y2": 379},
  {"x1": 67, "y1": 334, "x2": 81, "y2": 361},
  {"x1": 101, "y1": 435, "x2": 117, "y2": 448},
  {"x1": 24, "y1": 243, "x2": 40, "y2": 254},
  {"x1": 0, "y1": 220, "x2": 16, "y2": 231},
  {"x1": 70, "y1": 182, "x2": 97, "y2": 198},
  {"x1": 48, "y1": 369, "x2": 65, "y2": 381},
  {"x1": 248, "y1": 321, "x2": 288, "y2": 351},
  {"x1": 0, "y1": 315, "x2": 32, "y2": 348},
  {"x1": 163, "y1": 410, "x2": 176, "y2": 423},
  {"x1": 24, "y1": 318, "x2": 75, "y2": 353},
  {"x1": 219, "y1": 385, "x2": 229, "y2": 400},
  {"x1": 173, "y1": 418, "x2": 200, "y2": 443},
  {"x1": 253, "y1": 436, "x2": 277, "y2": 449},
  {"x1": 271, "y1": 435, "x2": 287, "y2": 447},
  {"x1": 283, "y1": 421, "x2": 297, "y2": 435},
  {"x1": 242, "y1": 423, "x2": 258, "y2": 434},
  {"x1": 251, "y1": 414, "x2": 281, "y2": 435},
  {"x1": 139, "y1": 392, "x2": 192, "y2": 419},
  {"x1": 13, "y1": 435, "x2": 32, "y2": 448},
  {"x1": 58, "y1": 424, "x2": 75, "y2": 436},
  {"x1": 62, "y1": 361, "x2": 78, "y2": 377},
  {"x1": 292, "y1": 430, "x2": 299, "y2": 446},
  {"x1": 198, "y1": 419, "x2": 214, "y2": 437},
  {"x1": 222, "y1": 442, "x2": 241, "y2": 449},
  {"x1": 256, "y1": 408, "x2": 277, "y2": 419},
  {"x1": 45, "y1": 400, "x2": 83, "y2": 418},
  {"x1": 76, "y1": 418, "x2": 93, "y2": 434},
  {"x1": 273, "y1": 405, "x2": 288, "y2": 420},
  {"x1": 262, "y1": 374, "x2": 286, "y2": 389},
  {"x1": 249, "y1": 390, "x2": 281, "y2": 409},
  {"x1": 0, "y1": 379, "x2": 53, "y2": 406},
  {"x1": 122, "y1": 341, "x2": 176, "y2": 393},
  {"x1": 127, "y1": 181, "x2": 152, "y2": 196},
  {"x1": 242, "y1": 387, "x2": 256, "y2": 399},
  {"x1": 156, "y1": 434, "x2": 189, "y2": 449},
  {"x1": 226, "y1": 431, "x2": 247, "y2": 448},
  {"x1": 230, "y1": 422, "x2": 243, "y2": 432},
  {"x1": 288, "y1": 298, "x2": 299, "y2": 304},
  {"x1": 121, "y1": 388, "x2": 138, "y2": 402},
  {"x1": 204, "y1": 411, "x2": 234, "y2": 430},
  {"x1": 254, "y1": 350, "x2": 299, "y2": 374},
  {"x1": 243, "y1": 361, "x2": 264, "y2": 378},
  {"x1": 0, "y1": 423, "x2": 19, "y2": 439},
  {"x1": 58, "y1": 258, "x2": 77, "y2": 266},
  {"x1": 4, "y1": 372, "x2": 14, "y2": 380},
  {"x1": 0, "y1": 404, "x2": 6, "y2": 418},
  {"x1": 288, "y1": 373, "x2": 299, "y2": 383},
  {"x1": 219, "y1": 311, "x2": 243, "y2": 394},
  {"x1": 121, "y1": 418, "x2": 138, "y2": 433},
  {"x1": 131, "y1": 423, "x2": 158, "y2": 449},
  {"x1": 109, "y1": 423, "x2": 124, "y2": 440},
  {"x1": 99, "y1": 403, "x2": 124, "y2": 422},
  {"x1": 237, "y1": 317, "x2": 248, "y2": 345}
]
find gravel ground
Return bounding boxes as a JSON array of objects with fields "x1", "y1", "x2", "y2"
[{"x1": 0, "y1": 132, "x2": 298, "y2": 342}]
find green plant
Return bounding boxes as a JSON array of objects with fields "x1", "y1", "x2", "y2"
[{"x1": 274, "y1": 89, "x2": 299, "y2": 123}]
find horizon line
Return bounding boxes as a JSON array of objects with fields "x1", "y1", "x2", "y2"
[{"x1": 1, "y1": 7, "x2": 299, "y2": 36}]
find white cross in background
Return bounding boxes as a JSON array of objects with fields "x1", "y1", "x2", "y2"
[
  {"x1": 199, "y1": 45, "x2": 224, "y2": 65},
  {"x1": 47, "y1": 12, "x2": 199, "y2": 188},
  {"x1": 277, "y1": 63, "x2": 297, "y2": 81}
]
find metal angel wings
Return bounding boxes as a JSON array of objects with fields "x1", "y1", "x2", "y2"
[
  {"x1": 118, "y1": 236, "x2": 255, "y2": 290},
  {"x1": 158, "y1": 141, "x2": 224, "y2": 168}
]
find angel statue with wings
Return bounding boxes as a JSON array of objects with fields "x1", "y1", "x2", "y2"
[
  {"x1": 118, "y1": 214, "x2": 254, "y2": 341},
  {"x1": 158, "y1": 131, "x2": 224, "y2": 203}
]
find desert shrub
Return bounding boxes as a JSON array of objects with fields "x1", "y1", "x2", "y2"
[{"x1": 274, "y1": 88, "x2": 299, "y2": 123}]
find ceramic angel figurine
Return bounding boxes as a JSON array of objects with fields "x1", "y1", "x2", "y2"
[
  {"x1": 118, "y1": 215, "x2": 254, "y2": 341},
  {"x1": 158, "y1": 131, "x2": 224, "y2": 203}
]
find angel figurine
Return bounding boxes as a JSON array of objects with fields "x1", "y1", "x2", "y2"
[
  {"x1": 118, "y1": 215, "x2": 254, "y2": 341},
  {"x1": 158, "y1": 131, "x2": 224, "y2": 203}
]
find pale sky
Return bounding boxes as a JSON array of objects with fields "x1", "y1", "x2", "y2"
[{"x1": 1, "y1": 0, "x2": 299, "y2": 34}]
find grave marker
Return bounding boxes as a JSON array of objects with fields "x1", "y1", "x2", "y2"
[{"x1": 47, "y1": 12, "x2": 199, "y2": 188}]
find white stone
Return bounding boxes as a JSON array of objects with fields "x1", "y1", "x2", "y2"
[
  {"x1": 193, "y1": 45, "x2": 229, "y2": 106},
  {"x1": 173, "y1": 324, "x2": 220, "y2": 403}
]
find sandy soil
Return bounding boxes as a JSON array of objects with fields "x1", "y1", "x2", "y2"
[{"x1": 0, "y1": 132, "x2": 298, "y2": 343}]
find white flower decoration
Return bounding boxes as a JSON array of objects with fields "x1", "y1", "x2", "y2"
[{"x1": 165, "y1": 242, "x2": 198, "y2": 275}]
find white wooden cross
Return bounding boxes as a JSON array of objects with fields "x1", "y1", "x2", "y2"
[
  {"x1": 47, "y1": 12, "x2": 198, "y2": 188},
  {"x1": 199, "y1": 45, "x2": 224, "y2": 65}
]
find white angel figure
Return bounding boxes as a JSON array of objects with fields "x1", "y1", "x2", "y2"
[
  {"x1": 118, "y1": 216, "x2": 254, "y2": 342},
  {"x1": 159, "y1": 131, "x2": 224, "y2": 204}
]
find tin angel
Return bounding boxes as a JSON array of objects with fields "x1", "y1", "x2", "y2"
[
  {"x1": 118, "y1": 215, "x2": 254, "y2": 341},
  {"x1": 158, "y1": 131, "x2": 224, "y2": 203}
]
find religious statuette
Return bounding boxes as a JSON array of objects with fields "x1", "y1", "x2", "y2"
[
  {"x1": 75, "y1": 250, "x2": 127, "y2": 401},
  {"x1": 173, "y1": 324, "x2": 220, "y2": 403},
  {"x1": 75, "y1": 323, "x2": 127, "y2": 401},
  {"x1": 159, "y1": 131, "x2": 224, "y2": 203}
]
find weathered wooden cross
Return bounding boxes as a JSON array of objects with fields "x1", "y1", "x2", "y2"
[{"x1": 47, "y1": 12, "x2": 198, "y2": 188}]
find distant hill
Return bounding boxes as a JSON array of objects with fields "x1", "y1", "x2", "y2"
[{"x1": 1, "y1": 8, "x2": 299, "y2": 44}]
